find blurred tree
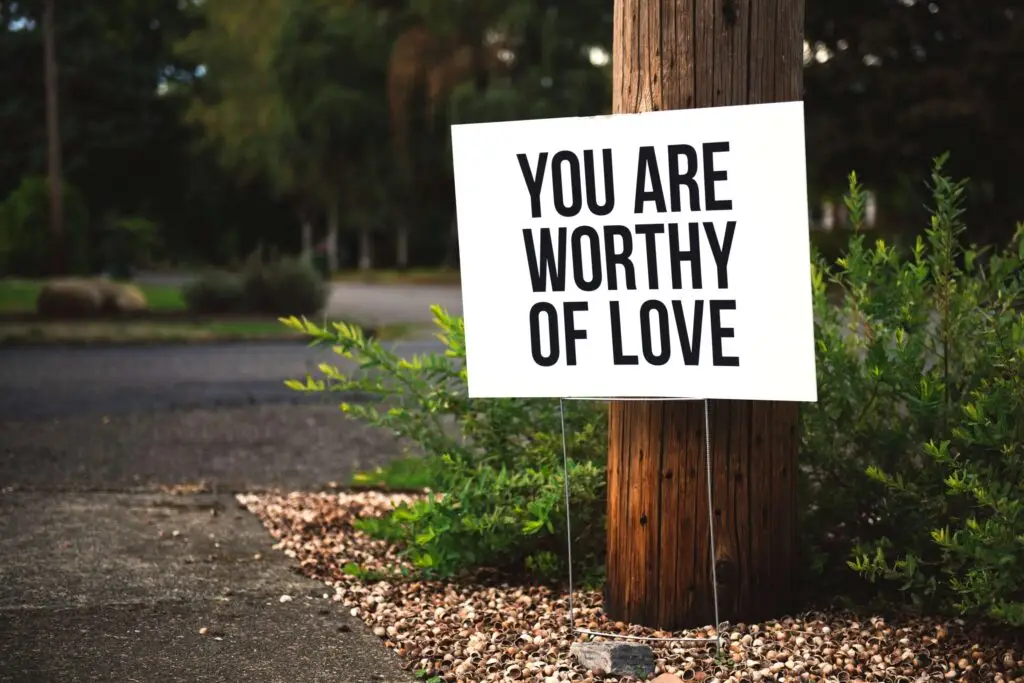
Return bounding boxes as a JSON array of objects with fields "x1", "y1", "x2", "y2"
[
  {"x1": 179, "y1": 0, "x2": 393, "y2": 272},
  {"x1": 386, "y1": 0, "x2": 612, "y2": 266},
  {"x1": 805, "y1": 0, "x2": 1024, "y2": 242},
  {"x1": 0, "y1": 0, "x2": 284, "y2": 270},
  {"x1": 175, "y1": 0, "x2": 315, "y2": 259},
  {"x1": 272, "y1": 0, "x2": 392, "y2": 272},
  {"x1": 4, "y1": 0, "x2": 1020, "y2": 267},
  {"x1": 41, "y1": 0, "x2": 63, "y2": 273}
]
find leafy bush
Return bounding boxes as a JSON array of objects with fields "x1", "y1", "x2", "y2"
[
  {"x1": 182, "y1": 270, "x2": 246, "y2": 314},
  {"x1": 185, "y1": 256, "x2": 327, "y2": 316},
  {"x1": 803, "y1": 153, "x2": 1024, "y2": 626},
  {"x1": 0, "y1": 176, "x2": 91, "y2": 276},
  {"x1": 243, "y1": 256, "x2": 327, "y2": 316},
  {"x1": 281, "y1": 310, "x2": 607, "y2": 580}
]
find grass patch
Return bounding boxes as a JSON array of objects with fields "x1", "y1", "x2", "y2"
[
  {"x1": 0, "y1": 278, "x2": 186, "y2": 313},
  {"x1": 0, "y1": 319, "x2": 418, "y2": 347},
  {"x1": 331, "y1": 268, "x2": 460, "y2": 286},
  {"x1": 350, "y1": 455, "x2": 440, "y2": 491}
]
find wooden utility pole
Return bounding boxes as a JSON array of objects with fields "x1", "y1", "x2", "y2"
[
  {"x1": 605, "y1": 0, "x2": 805, "y2": 629},
  {"x1": 42, "y1": 0, "x2": 65, "y2": 275}
]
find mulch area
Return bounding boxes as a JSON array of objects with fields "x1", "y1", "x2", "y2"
[{"x1": 238, "y1": 490, "x2": 1024, "y2": 683}]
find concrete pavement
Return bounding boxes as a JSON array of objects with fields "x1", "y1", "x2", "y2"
[
  {"x1": 0, "y1": 340, "x2": 443, "y2": 682},
  {"x1": 0, "y1": 491, "x2": 411, "y2": 683}
]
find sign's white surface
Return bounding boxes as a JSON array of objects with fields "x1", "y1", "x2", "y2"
[{"x1": 451, "y1": 101, "x2": 817, "y2": 401}]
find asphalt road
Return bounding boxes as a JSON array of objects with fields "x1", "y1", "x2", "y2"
[{"x1": 0, "y1": 340, "x2": 445, "y2": 422}]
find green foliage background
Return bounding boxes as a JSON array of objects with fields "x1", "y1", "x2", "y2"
[{"x1": 2, "y1": 0, "x2": 1022, "y2": 270}]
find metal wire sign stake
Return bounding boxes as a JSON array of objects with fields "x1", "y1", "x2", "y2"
[{"x1": 558, "y1": 396, "x2": 725, "y2": 649}]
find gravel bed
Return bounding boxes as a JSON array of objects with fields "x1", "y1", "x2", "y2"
[{"x1": 238, "y1": 491, "x2": 1024, "y2": 683}]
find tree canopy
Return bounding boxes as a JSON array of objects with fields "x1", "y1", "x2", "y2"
[
  {"x1": 1, "y1": 0, "x2": 1020, "y2": 271},
  {"x1": 805, "y1": 0, "x2": 1023, "y2": 239}
]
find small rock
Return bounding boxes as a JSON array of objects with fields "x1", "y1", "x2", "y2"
[
  {"x1": 279, "y1": 595, "x2": 293, "y2": 603},
  {"x1": 570, "y1": 642, "x2": 656, "y2": 678},
  {"x1": 199, "y1": 627, "x2": 209, "y2": 636}
]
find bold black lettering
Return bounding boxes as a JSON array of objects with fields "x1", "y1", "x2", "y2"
[
  {"x1": 517, "y1": 152, "x2": 548, "y2": 218},
  {"x1": 640, "y1": 300, "x2": 671, "y2": 366},
  {"x1": 522, "y1": 228, "x2": 567, "y2": 292},
  {"x1": 710, "y1": 299, "x2": 739, "y2": 366},
  {"x1": 704, "y1": 221, "x2": 736, "y2": 288},
  {"x1": 667, "y1": 144, "x2": 700, "y2": 211},
  {"x1": 584, "y1": 149, "x2": 615, "y2": 216},
  {"x1": 602, "y1": 225, "x2": 636, "y2": 291},
  {"x1": 634, "y1": 146, "x2": 667, "y2": 213},
  {"x1": 529, "y1": 302, "x2": 560, "y2": 366},
  {"x1": 609, "y1": 301, "x2": 638, "y2": 365},
  {"x1": 670, "y1": 300, "x2": 703, "y2": 365},
  {"x1": 634, "y1": 223, "x2": 664, "y2": 289},
  {"x1": 702, "y1": 142, "x2": 732, "y2": 211},
  {"x1": 552, "y1": 151, "x2": 583, "y2": 217},
  {"x1": 563, "y1": 302, "x2": 588, "y2": 365},
  {"x1": 570, "y1": 226, "x2": 603, "y2": 292},
  {"x1": 668, "y1": 222, "x2": 703, "y2": 289}
]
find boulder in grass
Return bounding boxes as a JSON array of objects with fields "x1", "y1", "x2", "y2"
[
  {"x1": 35, "y1": 278, "x2": 105, "y2": 318},
  {"x1": 112, "y1": 284, "x2": 148, "y2": 313},
  {"x1": 93, "y1": 278, "x2": 148, "y2": 314}
]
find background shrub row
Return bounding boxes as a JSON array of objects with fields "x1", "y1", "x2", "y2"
[{"x1": 184, "y1": 255, "x2": 327, "y2": 317}]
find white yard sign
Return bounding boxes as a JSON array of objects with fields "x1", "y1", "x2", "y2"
[{"x1": 450, "y1": 101, "x2": 817, "y2": 402}]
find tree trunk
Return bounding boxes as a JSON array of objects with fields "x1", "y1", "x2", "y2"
[
  {"x1": 443, "y1": 214, "x2": 459, "y2": 269},
  {"x1": 605, "y1": 0, "x2": 804, "y2": 630},
  {"x1": 358, "y1": 225, "x2": 373, "y2": 271},
  {"x1": 395, "y1": 224, "x2": 409, "y2": 271},
  {"x1": 300, "y1": 217, "x2": 313, "y2": 264},
  {"x1": 325, "y1": 200, "x2": 340, "y2": 274},
  {"x1": 42, "y1": 0, "x2": 64, "y2": 275}
]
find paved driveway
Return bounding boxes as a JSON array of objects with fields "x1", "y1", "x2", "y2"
[
  {"x1": 325, "y1": 282, "x2": 463, "y2": 324},
  {"x1": 134, "y1": 273, "x2": 464, "y2": 325}
]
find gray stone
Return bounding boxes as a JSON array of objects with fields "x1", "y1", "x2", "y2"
[{"x1": 570, "y1": 641, "x2": 656, "y2": 677}]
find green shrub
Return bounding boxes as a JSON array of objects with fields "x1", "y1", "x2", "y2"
[
  {"x1": 182, "y1": 270, "x2": 246, "y2": 314},
  {"x1": 811, "y1": 226, "x2": 900, "y2": 272},
  {"x1": 0, "y1": 176, "x2": 91, "y2": 276},
  {"x1": 243, "y1": 256, "x2": 326, "y2": 316},
  {"x1": 803, "y1": 154, "x2": 1024, "y2": 626},
  {"x1": 281, "y1": 310, "x2": 607, "y2": 579}
]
